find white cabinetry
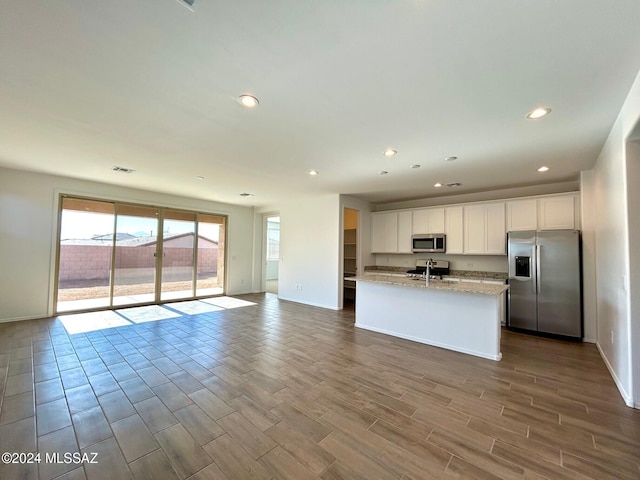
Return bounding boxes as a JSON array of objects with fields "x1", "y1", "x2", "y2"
[
  {"x1": 371, "y1": 212, "x2": 396, "y2": 253},
  {"x1": 397, "y1": 211, "x2": 413, "y2": 253},
  {"x1": 444, "y1": 206, "x2": 464, "y2": 254},
  {"x1": 464, "y1": 202, "x2": 506, "y2": 255},
  {"x1": 370, "y1": 193, "x2": 578, "y2": 257},
  {"x1": 507, "y1": 194, "x2": 579, "y2": 231},
  {"x1": 538, "y1": 195, "x2": 576, "y2": 230},
  {"x1": 506, "y1": 199, "x2": 537, "y2": 231},
  {"x1": 412, "y1": 208, "x2": 445, "y2": 234},
  {"x1": 371, "y1": 211, "x2": 412, "y2": 253},
  {"x1": 486, "y1": 203, "x2": 506, "y2": 254}
]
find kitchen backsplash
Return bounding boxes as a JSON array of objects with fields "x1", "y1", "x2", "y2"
[{"x1": 374, "y1": 253, "x2": 508, "y2": 273}]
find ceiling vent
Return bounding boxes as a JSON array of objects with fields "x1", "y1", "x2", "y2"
[
  {"x1": 112, "y1": 166, "x2": 135, "y2": 174},
  {"x1": 177, "y1": 0, "x2": 195, "y2": 10},
  {"x1": 446, "y1": 182, "x2": 462, "y2": 187}
]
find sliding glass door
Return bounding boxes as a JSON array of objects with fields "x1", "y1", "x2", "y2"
[
  {"x1": 196, "y1": 214, "x2": 225, "y2": 297},
  {"x1": 57, "y1": 198, "x2": 115, "y2": 312},
  {"x1": 112, "y1": 204, "x2": 160, "y2": 307},
  {"x1": 55, "y1": 196, "x2": 226, "y2": 313},
  {"x1": 160, "y1": 210, "x2": 196, "y2": 301}
]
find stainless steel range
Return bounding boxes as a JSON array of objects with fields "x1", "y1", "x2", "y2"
[{"x1": 406, "y1": 259, "x2": 450, "y2": 279}]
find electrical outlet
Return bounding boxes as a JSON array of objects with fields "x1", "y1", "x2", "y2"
[{"x1": 466, "y1": 262, "x2": 474, "y2": 268}]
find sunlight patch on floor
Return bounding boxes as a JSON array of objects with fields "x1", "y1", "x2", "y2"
[
  {"x1": 202, "y1": 297, "x2": 257, "y2": 309},
  {"x1": 56, "y1": 296, "x2": 256, "y2": 335},
  {"x1": 58, "y1": 310, "x2": 132, "y2": 334},
  {"x1": 115, "y1": 305, "x2": 182, "y2": 323},
  {"x1": 164, "y1": 300, "x2": 224, "y2": 315}
]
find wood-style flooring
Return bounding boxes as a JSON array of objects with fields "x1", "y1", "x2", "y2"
[{"x1": 1, "y1": 293, "x2": 639, "y2": 480}]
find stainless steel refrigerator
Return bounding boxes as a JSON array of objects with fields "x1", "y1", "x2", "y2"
[{"x1": 507, "y1": 230, "x2": 582, "y2": 338}]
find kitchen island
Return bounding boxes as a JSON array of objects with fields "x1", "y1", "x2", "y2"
[{"x1": 350, "y1": 274, "x2": 508, "y2": 361}]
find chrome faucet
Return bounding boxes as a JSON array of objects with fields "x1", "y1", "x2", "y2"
[{"x1": 425, "y1": 258, "x2": 433, "y2": 286}]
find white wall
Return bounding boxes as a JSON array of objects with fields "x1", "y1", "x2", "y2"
[
  {"x1": 580, "y1": 171, "x2": 598, "y2": 343},
  {"x1": 589, "y1": 67, "x2": 640, "y2": 407},
  {"x1": 0, "y1": 167, "x2": 255, "y2": 323},
  {"x1": 278, "y1": 194, "x2": 341, "y2": 309},
  {"x1": 626, "y1": 139, "x2": 640, "y2": 406}
]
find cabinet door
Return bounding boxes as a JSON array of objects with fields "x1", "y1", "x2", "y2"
[
  {"x1": 464, "y1": 205, "x2": 486, "y2": 254},
  {"x1": 412, "y1": 208, "x2": 445, "y2": 234},
  {"x1": 412, "y1": 209, "x2": 430, "y2": 234},
  {"x1": 383, "y1": 213, "x2": 398, "y2": 253},
  {"x1": 397, "y1": 211, "x2": 413, "y2": 253},
  {"x1": 371, "y1": 214, "x2": 386, "y2": 253},
  {"x1": 538, "y1": 196, "x2": 575, "y2": 230},
  {"x1": 485, "y1": 203, "x2": 506, "y2": 254},
  {"x1": 506, "y1": 199, "x2": 537, "y2": 231},
  {"x1": 429, "y1": 208, "x2": 445, "y2": 233},
  {"x1": 445, "y1": 206, "x2": 464, "y2": 254}
]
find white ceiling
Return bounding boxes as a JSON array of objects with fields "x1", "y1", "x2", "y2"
[{"x1": 1, "y1": 1, "x2": 640, "y2": 207}]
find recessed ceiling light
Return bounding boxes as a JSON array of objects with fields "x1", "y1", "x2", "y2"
[
  {"x1": 434, "y1": 182, "x2": 443, "y2": 188},
  {"x1": 239, "y1": 193, "x2": 254, "y2": 197},
  {"x1": 308, "y1": 170, "x2": 319, "y2": 176},
  {"x1": 538, "y1": 166, "x2": 550, "y2": 172},
  {"x1": 238, "y1": 94, "x2": 259, "y2": 108},
  {"x1": 195, "y1": 176, "x2": 205, "y2": 180},
  {"x1": 445, "y1": 156, "x2": 458, "y2": 162},
  {"x1": 526, "y1": 107, "x2": 551, "y2": 119},
  {"x1": 410, "y1": 164, "x2": 421, "y2": 169},
  {"x1": 383, "y1": 149, "x2": 397, "y2": 157},
  {"x1": 378, "y1": 171, "x2": 389, "y2": 175}
]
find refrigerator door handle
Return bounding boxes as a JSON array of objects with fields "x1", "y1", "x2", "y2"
[
  {"x1": 531, "y1": 246, "x2": 537, "y2": 293},
  {"x1": 536, "y1": 245, "x2": 541, "y2": 294}
]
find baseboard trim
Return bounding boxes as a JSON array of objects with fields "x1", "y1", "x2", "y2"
[
  {"x1": 277, "y1": 296, "x2": 339, "y2": 311},
  {"x1": 596, "y1": 342, "x2": 635, "y2": 408},
  {"x1": 0, "y1": 314, "x2": 46, "y2": 324}
]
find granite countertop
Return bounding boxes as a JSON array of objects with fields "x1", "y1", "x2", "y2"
[{"x1": 349, "y1": 274, "x2": 509, "y2": 296}]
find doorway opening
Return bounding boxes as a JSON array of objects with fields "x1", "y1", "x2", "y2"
[
  {"x1": 343, "y1": 208, "x2": 359, "y2": 310},
  {"x1": 55, "y1": 196, "x2": 226, "y2": 313},
  {"x1": 264, "y1": 215, "x2": 280, "y2": 294}
]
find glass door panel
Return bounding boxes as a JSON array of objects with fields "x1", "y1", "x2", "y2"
[
  {"x1": 56, "y1": 198, "x2": 115, "y2": 312},
  {"x1": 112, "y1": 205, "x2": 159, "y2": 306},
  {"x1": 196, "y1": 214, "x2": 226, "y2": 296},
  {"x1": 161, "y1": 210, "x2": 196, "y2": 301}
]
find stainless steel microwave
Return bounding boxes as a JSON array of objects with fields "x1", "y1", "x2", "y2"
[{"x1": 412, "y1": 234, "x2": 446, "y2": 253}]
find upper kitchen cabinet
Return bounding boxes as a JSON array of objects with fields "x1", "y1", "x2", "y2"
[
  {"x1": 507, "y1": 193, "x2": 580, "y2": 231},
  {"x1": 506, "y1": 198, "x2": 537, "y2": 231},
  {"x1": 371, "y1": 211, "x2": 412, "y2": 253},
  {"x1": 538, "y1": 194, "x2": 578, "y2": 230},
  {"x1": 464, "y1": 202, "x2": 506, "y2": 254},
  {"x1": 412, "y1": 208, "x2": 445, "y2": 235},
  {"x1": 444, "y1": 206, "x2": 464, "y2": 254},
  {"x1": 397, "y1": 211, "x2": 412, "y2": 253}
]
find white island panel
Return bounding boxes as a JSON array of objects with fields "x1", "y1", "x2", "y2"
[{"x1": 354, "y1": 280, "x2": 504, "y2": 361}]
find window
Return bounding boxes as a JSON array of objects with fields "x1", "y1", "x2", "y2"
[{"x1": 55, "y1": 195, "x2": 227, "y2": 313}]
